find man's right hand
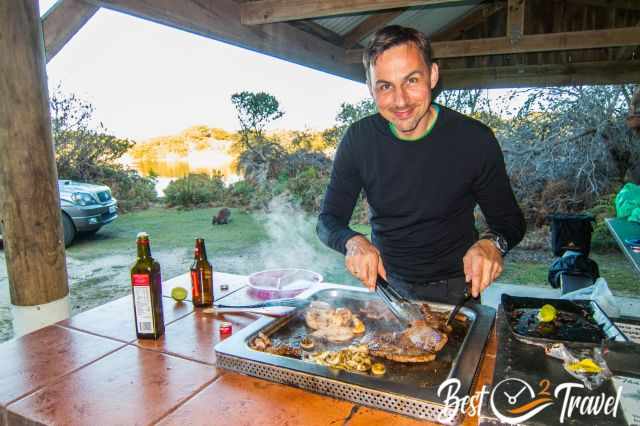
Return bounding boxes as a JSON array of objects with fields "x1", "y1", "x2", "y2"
[{"x1": 345, "y1": 235, "x2": 387, "y2": 291}]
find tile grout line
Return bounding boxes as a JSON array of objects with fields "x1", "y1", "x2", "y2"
[
  {"x1": 56, "y1": 323, "x2": 131, "y2": 344},
  {"x1": 147, "y1": 370, "x2": 228, "y2": 425},
  {"x1": 5, "y1": 326, "x2": 128, "y2": 409},
  {"x1": 57, "y1": 307, "x2": 197, "y2": 344},
  {"x1": 127, "y1": 342, "x2": 218, "y2": 368}
]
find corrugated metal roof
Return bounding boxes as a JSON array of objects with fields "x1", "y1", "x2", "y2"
[
  {"x1": 311, "y1": 14, "x2": 372, "y2": 36},
  {"x1": 311, "y1": 2, "x2": 482, "y2": 45},
  {"x1": 361, "y1": 2, "x2": 482, "y2": 45}
]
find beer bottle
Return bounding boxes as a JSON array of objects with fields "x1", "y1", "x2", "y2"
[
  {"x1": 130, "y1": 232, "x2": 165, "y2": 339},
  {"x1": 190, "y1": 238, "x2": 213, "y2": 307}
]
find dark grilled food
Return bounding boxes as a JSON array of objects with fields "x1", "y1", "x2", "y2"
[
  {"x1": 250, "y1": 332, "x2": 302, "y2": 359},
  {"x1": 359, "y1": 301, "x2": 398, "y2": 321},
  {"x1": 368, "y1": 320, "x2": 447, "y2": 363}
]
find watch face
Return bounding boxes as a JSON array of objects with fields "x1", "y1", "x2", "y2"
[{"x1": 494, "y1": 235, "x2": 508, "y2": 254}]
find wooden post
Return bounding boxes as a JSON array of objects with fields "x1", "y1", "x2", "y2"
[{"x1": 0, "y1": 0, "x2": 70, "y2": 336}]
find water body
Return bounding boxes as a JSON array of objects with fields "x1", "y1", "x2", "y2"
[{"x1": 124, "y1": 151, "x2": 240, "y2": 197}]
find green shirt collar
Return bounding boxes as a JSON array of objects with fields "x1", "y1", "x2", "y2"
[{"x1": 389, "y1": 104, "x2": 440, "y2": 141}]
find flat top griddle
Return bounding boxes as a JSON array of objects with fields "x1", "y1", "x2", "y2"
[
  {"x1": 480, "y1": 306, "x2": 629, "y2": 426},
  {"x1": 215, "y1": 286, "x2": 496, "y2": 424},
  {"x1": 266, "y1": 289, "x2": 468, "y2": 388},
  {"x1": 502, "y1": 294, "x2": 628, "y2": 347}
]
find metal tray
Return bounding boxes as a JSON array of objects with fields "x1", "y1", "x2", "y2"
[
  {"x1": 215, "y1": 285, "x2": 496, "y2": 425},
  {"x1": 502, "y1": 294, "x2": 629, "y2": 348}
]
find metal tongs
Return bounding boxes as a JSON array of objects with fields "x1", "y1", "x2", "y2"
[
  {"x1": 445, "y1": 283, "x2": 472, "y2": 327},
  {"x1": 375, "y1": 276, "x2": 423, "y2": 328},
  {"x1": 213, "y1": 298, "x2": 310, "y2": 310}
]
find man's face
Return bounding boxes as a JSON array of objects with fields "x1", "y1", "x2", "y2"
[{"x1": 368, "y1": 43, "x2": 439, "y2": 138}]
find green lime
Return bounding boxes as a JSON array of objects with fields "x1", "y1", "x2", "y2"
[
  {"x1": 171, "y1": 286, "x2": 188, "y2": 302},
  {"x1": 537, "y1": 304, "x2": 557, "y2": 322}
]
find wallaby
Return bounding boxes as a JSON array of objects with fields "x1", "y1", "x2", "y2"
[{"x1": 212, "y1": 208, "x2": 231, "y2": 225}]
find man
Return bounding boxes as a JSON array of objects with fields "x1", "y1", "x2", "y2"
[{"x1": 317, "y1": 26, "x2": 525, "y2": 303}]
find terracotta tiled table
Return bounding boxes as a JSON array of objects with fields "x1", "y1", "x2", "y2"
[{"x1": 0, "y1": 272, "x2": 496, "y2": 426}]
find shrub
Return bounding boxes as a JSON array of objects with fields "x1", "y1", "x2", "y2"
[
  {"x1": 286, "y1": 167, "x2": 329, "y2": 213},
  {"x1": 100, "y1": 165, "x2": 157, "y2": 212},
  {"x1": 588, "y1": 193, "x2": 618, "y2": 252},
  {"x1": 225, "y1": 180, "x2": 257, "y2": 208},
  {"x1": 164, "y1": 173, "x2": 225, "y2": 208}
]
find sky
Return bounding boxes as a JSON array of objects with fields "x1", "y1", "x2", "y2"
[{"x1": 40, "y1": 1, "x2": 370, "y2": 141}]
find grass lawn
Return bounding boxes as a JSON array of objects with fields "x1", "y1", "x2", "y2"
[
  {"x1": 501, "y1": 252, "x2": 638, "y2": 296},
  {"x1": 68, "y1": 206, "x2": 269, "y2": 260}
]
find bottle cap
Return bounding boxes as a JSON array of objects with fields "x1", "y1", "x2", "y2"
[
  {"x1": 219, "y1": 321, "x2": 233, "y2": 335},
  {"x1": 136, "y1": 232, "x2": 149, "y2": 239}
]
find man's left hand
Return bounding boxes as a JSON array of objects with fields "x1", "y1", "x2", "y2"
[{"x1": 462, "y1": 240, "x2": 504, "y2": 298}]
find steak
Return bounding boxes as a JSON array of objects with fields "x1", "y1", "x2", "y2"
[{"x1": 367, "y1": 303, "x2": 449, "y2": 363}]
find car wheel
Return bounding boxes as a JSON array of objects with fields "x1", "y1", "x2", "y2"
[{"x1": 62, "y1": 213, "x2": 76, "y2": 247}]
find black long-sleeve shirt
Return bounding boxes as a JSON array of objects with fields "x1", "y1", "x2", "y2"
[{"x1": 317, "y1": 104, "x2": 526, "y2": 282}]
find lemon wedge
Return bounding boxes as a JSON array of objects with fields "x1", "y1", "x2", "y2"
[
  {"x1": 171, "y1": 286, "x2": 188, "y2": 302},
  {"x1": 537, "y1": 304, "x2": 557, "y2": 322},
  {"x1": 566, "y1": 358, "x2": 602, "y2": 374},
  {"x1": 352, "y1": 318, "x2": 366, "y2": 335}
]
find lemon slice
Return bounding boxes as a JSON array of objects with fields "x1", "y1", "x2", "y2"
[
  {"x1": 352, "y1": 318, "x2": 366, "y2": 334},
  {"x1": 371, "y1": 363, "x2": 386, "y2": 375},
  {"x1": 566, "y1": 358, "x2": 602, "y2": 374},
  {"x1": 537, "y1": 304, "x2": 557, "y2": 322},
  {"x1": 171, "y1": 286, "x2": 188, "y2": 302}
]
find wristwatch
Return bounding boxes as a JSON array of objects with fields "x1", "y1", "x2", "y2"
[{"x1": 480, "y1": 231, "x2": 509, "y2": 256}]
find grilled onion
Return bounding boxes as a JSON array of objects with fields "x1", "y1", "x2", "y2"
[
  {"x1": 371, "y1": 363, "x2": 386, "y2": 376},
  {"x1": 300, "y1": 336, "x2": 315, "y2": 350}
]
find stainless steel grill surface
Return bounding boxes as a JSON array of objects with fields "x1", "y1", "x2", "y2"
[{"x1": 215, "y1": 286, "x2": 495, "y2": 425}]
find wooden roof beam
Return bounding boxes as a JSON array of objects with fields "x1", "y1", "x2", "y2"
[
  {"x1": 346, "y1": 26, "x2": 640, "y2": 62},
  {"x1": 342, "y1": 9, "x2": 406, "y2": 48},
  {"x1": 439, "y1": 61, "x2": 640, "y2": 89},
  {"x1": 565, "y1": 0, "x2": 640, "y2": 12},
  {"x1": 507, "y1": 0, "x2": 525, "y2": 44},
  {"x1": 90, "y1": 0, "x2": 364, "y2": 82},
  {"x1": 42, "y1": 0, "x2": 100, "y2": 63},
  {"x1": 430, "y1": 2, "x2": 506, "y2": 42},
  {"x1": 241, "y1": 0, "x2": 467, "y2": 25}
]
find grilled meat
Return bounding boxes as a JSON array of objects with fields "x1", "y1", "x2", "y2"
[
  {"x1": 420, "y1": 304, "x2": 453, "y2": 333},
  {"x1": 305, "y1": 301, "x2": 353, "y2": 330},
  {"x1": 359, "y1": 301, "x2": 397, "y2": 321},
  {"x1": 250, "y1": 332, "x2": 302, "y2": 359},
  {"x1": 305, "y1": 301, "x2": 363, "y2": 343},
  {"x1": 311, "y1": 326, "x2": 355, "y2": 343},
  {"x1": 368, "y1": 321, "x2": 447, "y2": 363},
  {"x1": 367, "y1": 302, "x2": 449, "y2": 363}
]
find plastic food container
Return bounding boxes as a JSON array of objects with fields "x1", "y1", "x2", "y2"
[{"x1": 247, "y1": 268, "x2": 323, "y2": 299}]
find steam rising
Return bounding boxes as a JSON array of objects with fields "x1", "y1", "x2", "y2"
[{"x1": 254, "y1": 196, "x2": 357, "y2": 285}]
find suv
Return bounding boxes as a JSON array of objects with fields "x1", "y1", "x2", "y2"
[
  {"x1": 58, "y1": 180, "x2": 118, "y2": 246},
  {"x1": 0, "y1": 180, "x2": 118, "y2": 248}
]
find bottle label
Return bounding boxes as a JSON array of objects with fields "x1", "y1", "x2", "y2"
[
  {"x1": 191, "y1": 271, "x2": 201, "y2": 298},
  {"x1": 132, "y1": 274, "x2": 154, "y2": 334},
  {"x1": 132, "y1": 274, "x2": 150, "y2": 286}
]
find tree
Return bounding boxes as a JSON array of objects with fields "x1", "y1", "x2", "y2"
[
  {"x1": 497, "y1": 84, "x2": 640, "y2": 222},
  {"x1": 50, "y1": 89, "x2": 134, "y2": 181},
  {"x1": 230, "y1": 91, "x2": 286, "y2": 181},
  {"x1": 323, "y1": 99, "x2": 377, "y2": 148},
  {"x1": 50, "y1": 88, "x2": 156, "y2": 211},
  {"x1": 231, "y1": 91, "x2": 284, "y2": 159}
]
